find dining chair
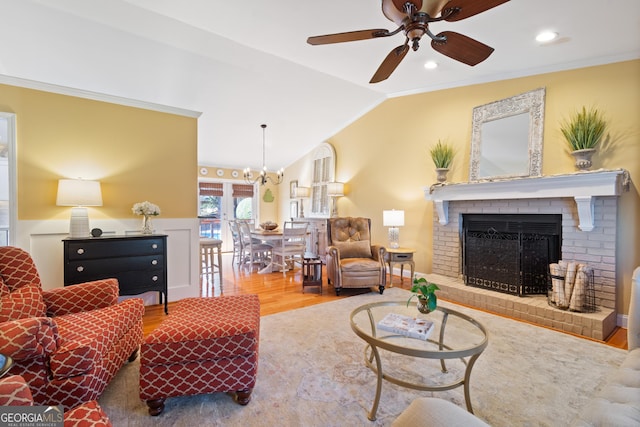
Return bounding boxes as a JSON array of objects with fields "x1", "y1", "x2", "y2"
[
  {"x1": 228, "y1": 220, "x2": 243, "y2": 267},
  {"x1": 237, "y1": 222, "x2": 272, "y2": 271},
  {"x1": 270, "y1": 221, "x2": 309, "y2": 275}
]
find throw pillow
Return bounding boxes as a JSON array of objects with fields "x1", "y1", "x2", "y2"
[
  {"x1": 0, "y1": 283, "x2": 47, "y2": 323},
  {"x1": 334, "y1": 240, "x2": 372, "y2": 259}
]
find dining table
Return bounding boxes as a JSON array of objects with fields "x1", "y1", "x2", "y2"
[{"x1": 250, "y1": 229, "x2": 283, "y2": 273}]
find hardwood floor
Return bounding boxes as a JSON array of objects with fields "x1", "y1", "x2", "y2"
[{"x1": 142, "y1": 253, "x2": 628, "y2": 350}]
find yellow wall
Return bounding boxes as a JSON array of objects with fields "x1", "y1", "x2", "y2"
[
  {"x1": 0, "y1": 84, "x2": 198, "y2": 221},
  {"x1": 286, "y1": 60, "x2": 640, "y2": 314}
]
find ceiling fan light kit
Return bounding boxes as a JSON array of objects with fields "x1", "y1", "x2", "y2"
[{"x1": 307, "y1": 0, "x2": 510, "y2": 83}]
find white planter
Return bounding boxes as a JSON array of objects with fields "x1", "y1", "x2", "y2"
[
  {"x1": 435, "y1": 168, "x2": 450, "y2": 183},
  {"x1": 570, "y1": 148, "x2": 596, "y2": 170}
]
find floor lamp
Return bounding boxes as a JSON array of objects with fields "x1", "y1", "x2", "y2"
[{"x1": 56, "y1": 179, "x2": 103, "y2": 238}]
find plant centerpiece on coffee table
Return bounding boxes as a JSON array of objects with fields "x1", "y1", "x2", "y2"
[
  {"x1": 429, "y1": 139, "x2": 455, "y2": 182},
  {"x1": 560, "y1": 106, "x2": 608, "y2": 170},
  {"x1": 407, "y1": 276, "x2": 440, "y2": 314}
]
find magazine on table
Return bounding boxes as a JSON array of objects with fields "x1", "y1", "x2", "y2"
[{"x1": 377, "y1": 313, "x2": 435, "y2": 340}]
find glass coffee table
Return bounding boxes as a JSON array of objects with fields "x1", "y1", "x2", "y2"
[
  {"x1": 0, "y1": 354, "x2": 13, "y2": 378},
  {"x1": 350, "y1": 301, "x2": 488, "y2": 421}
]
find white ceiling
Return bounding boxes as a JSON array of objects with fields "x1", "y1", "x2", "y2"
[{"x1": 1, "y1": 0, "x2": 638, "y2": 171}]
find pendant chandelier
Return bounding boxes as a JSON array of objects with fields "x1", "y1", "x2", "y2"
[{"x1": 243, "y1": 124, "x2": 284, "y2": 185}]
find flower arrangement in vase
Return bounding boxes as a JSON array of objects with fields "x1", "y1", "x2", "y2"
[
  {"x1": 429, "y1": 139, "x2": 455, "y2": 182},
  {"x1": 560, "y1": 106, "x2": 608, "y2": 170},
  {"x1": 132, "y1": 201, "x2": 161, "y2": 234}
]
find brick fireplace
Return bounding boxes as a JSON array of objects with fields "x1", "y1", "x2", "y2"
[{"x1": 424, "y1": 169, "x2": 629, "y2": 340}]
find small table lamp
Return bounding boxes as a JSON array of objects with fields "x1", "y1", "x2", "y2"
[
  {"x1": 56, "y1": 179, "x2": 103, "y2": 238},
  {"x1": 327, "y1": 182, "x2": 345, "y2": 218},
  {"x1": 295, "y1": 186, "x2": 310, "y2": 218},
  {"x1": 383, "y1": 210, "x2": 404, "y2": 249}
]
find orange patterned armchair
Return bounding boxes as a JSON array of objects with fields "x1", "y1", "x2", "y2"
[
  {"x1": 0, "y1": 246, "x2": 144, "y2": 410},
  {"x1": 0, "y1": 374, "x2": 112, "y2": 426},
  {"x1": 326, "y1": 217, "x2": 387, "y2": 295}
]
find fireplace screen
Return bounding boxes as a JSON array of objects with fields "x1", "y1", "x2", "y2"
[{"x1": 463, "y1": 214, "x2": 561, "y2": 296}]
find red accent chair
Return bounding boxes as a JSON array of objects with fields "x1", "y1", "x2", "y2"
[
  {"x1": 140, "y1": 295, "x2": 260, "y2": 415},
  {"x1": 0, "y1": 374, "x2": 112, "y2": 427},
  {"x1": 0, "y1": 246, "x2": 144, "y2": 410}
]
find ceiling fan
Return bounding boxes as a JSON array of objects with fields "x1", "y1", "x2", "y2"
[{"x1": 307, "y1": 0, "x2": 510, "y2": 83}]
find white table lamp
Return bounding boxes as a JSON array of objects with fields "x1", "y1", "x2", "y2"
[
  {"x1": 295, "y1": 186, "x2": 310, "y2": 218},
  {"x1": 383, "y1": 210, "x2": 404, "y2": 249},
  {"x1": 327, "y1": 182, "x2": 345, "y2": 218},
  {"x1": 57, "y1": 179, "x2": 103, "y2": 238}
]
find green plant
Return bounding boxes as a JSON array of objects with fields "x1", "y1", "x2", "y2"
[
  {"x1": 406, "y1": 276, "x2": 440, "y2": 311},
  {"x1": 560, "y1": 106, "x2": 608, "y2": 151},
  {"x1": 429, "y1": 140, "x2": 455, "y2": 168}
]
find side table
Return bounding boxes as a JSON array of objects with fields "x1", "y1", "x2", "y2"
[
  {"x1": 385, "y1": 247, "x2": 416, "y2": 287},
  {"x1": 302, "y1": 253, "x2": 322, "y2": 294}
]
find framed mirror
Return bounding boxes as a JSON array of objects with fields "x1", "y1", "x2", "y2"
[{"x1": 469, "y1": 88, "x2": 545, "y2": 181}]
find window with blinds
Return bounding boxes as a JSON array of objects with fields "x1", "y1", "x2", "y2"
[
  {"x1": 198, "y1": 182, "x2": 223, "y2": 217},
  {"x1": 310, "y1": 143, "x2": 336, "y2": 217},
  {"x1": 197, "y1": 180, "x2": 256, "y2": 239},
  {"x1": 232, "y1": 184, "x2": 254, "y2": 198},
  {"x1": 198, "y1": 182, "x2": 223, "y2": 197}
]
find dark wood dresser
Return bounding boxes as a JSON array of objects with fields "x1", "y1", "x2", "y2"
[{"x1": 63, "y1": 234, "x2": 168, "y2": 314}]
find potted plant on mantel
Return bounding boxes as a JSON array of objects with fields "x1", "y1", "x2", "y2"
[
  {"x1": 560, "y1": 106, "x2": 608, "y2": 171},
  {"x1": 429, "y1": 140, "x2": 455, "y2": 182},
  {"x1": 407, "y1": 277, "x2": 440, "y2": 314}
]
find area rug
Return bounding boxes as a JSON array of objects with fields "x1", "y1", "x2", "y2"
[{"x1": 99, "y1": 287, "x2": 626, "y2": 426}]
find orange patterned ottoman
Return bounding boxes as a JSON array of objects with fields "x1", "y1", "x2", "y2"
[{"x1": 139, "y1": 295, "x2": 260, "y2": 415}]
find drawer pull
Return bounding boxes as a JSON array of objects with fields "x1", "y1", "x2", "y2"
[
  {"x1": 151, "y1": 259, "x2": 158, "y2": 265},
  {"x1": 76, "y1": 266, "x2": 84, "y2": 272},
  {"x1": 76, "y1": 248, "x2": 85, "y2": 255},
  {"x1": 397, "y1": 255, "x2": 409, "y2": 259},
  {"x1": 152, "y1": 243, "x2": 158, "y2": 249},
  {"x1": 152, "y1": 275, "x2": 158, "y2": 281}
]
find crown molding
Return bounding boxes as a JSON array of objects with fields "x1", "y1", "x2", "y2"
[{"x1": 0, "y1": 74, "x2": 201, "y2": 118}]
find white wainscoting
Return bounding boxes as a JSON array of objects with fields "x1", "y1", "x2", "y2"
[{"x1": 14, "y1": 218, "x2": 201, "y2": 305}]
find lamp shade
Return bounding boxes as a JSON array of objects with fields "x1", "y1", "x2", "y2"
[
  {"x1": 327, "y1": 182, "x2": 345, "y2": 197},
  {"x1": 383, "y1": 210, "x2": 405, "y2": 227},
  {"x1": 56, "y1": 179, "x2": 103, "y2": 207},
  {"x1": 295, "y1": 186, "x2": 310, "y2": 198}
]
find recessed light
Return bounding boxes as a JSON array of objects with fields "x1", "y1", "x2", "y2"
[
  {"x1": 424, "y1": 61, "x2": 438, "y2": 70},
  {"x1": 536, "y1": 31, "x2": 558, "y2": 43}
]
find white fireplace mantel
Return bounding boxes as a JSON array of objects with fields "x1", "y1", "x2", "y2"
[{"x1": 424, "y1": 169, "x2": 629, "y2": 231}]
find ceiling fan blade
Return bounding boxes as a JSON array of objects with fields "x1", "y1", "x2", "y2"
[
  {"x1": 307, "y1": 29, "x2": 391, "y2": 45},
  {"x1": 431, "y1": 31, "x2": 494, "y2": 66},
  {"x1": 443, "y1": 0, "x2": 510, "y2": 22},
  {"x1": 370, "y1": 44, "x2": 410, "y2": 84}
]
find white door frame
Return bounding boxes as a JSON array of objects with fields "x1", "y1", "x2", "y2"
[
  {"x1": 0, "y1": 112, "x2": 17, "y2": 246},
  {"x1": 199, "y1": 178, "x2": 258, "y2": 252}
]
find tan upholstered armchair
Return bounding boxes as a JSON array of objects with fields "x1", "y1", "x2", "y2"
[{"x1": 326, "y1": 217, "x2": 387, "y2": 295}]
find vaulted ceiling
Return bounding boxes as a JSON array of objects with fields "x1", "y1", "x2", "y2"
[{"x1": 1, "y1": 0, "x2": 638, "y2": 171}]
